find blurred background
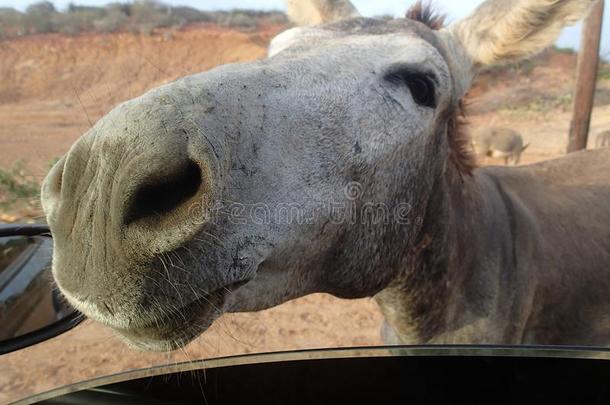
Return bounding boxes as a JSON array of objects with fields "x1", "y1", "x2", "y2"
[{"x1": 0, "y1": 1, "x2": 608, "y2": 403}]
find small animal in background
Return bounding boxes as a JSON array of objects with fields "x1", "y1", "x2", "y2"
[
  {"x1": 472, "y1": 127, "x2": 529, "y2": 165},
  {"x1": 596, "y1": 131, "x2": 610, "y2": 148}
]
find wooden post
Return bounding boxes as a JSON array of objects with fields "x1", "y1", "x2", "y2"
[{"x1": 567, "y1": 0, "x2": 605, "y2": 153}]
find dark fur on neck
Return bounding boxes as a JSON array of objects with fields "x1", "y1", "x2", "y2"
[
  {"x1": 447, "y1": 100, "x2": 477, "y2": 176},
  {"x1": 375, "y1": 153, "x2": 509, "y2": 343},
  {"x1": 375, "y1": 164, "x2": 475, "y2": 342}
]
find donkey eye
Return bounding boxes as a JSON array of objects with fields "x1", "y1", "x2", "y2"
[
  {"x1": 407, "y1": 75, "x2": 436, "y2": 108},
  {"x1": 385, "y1": 70, "x2": 437, "y2": 108}
]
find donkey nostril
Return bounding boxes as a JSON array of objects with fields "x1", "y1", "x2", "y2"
[{"x1": 124, "y1": 159, "x2": 202, "y2": 225}]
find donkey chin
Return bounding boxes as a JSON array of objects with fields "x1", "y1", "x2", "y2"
[
  {"x1": 112, "y1": 292, "x2": 226, "y2": 352},
  {"x1": 58, "y1": 274, "x2": 251, "y2": 352}
]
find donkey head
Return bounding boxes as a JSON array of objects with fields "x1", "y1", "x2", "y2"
[{"x1": 41, "y1": 0, "x2": 594, "y2": 351}]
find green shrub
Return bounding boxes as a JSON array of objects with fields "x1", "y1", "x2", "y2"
[
  {"x1": 52, "y1": 12, "x2": 85, "y2": 35},
  {"x1": 217, "y1": 10, "x2": 259, "y2": 29},
  {"x1": 171, "y1": 6, "x2": 213, "y2": 23},
  {"x1": 94, "y1": 9, "x2": 128, "y2": 33},
  {"x1": 0, "y1": 8, "x2": 25, "y2": 37},
  {"x1": 0, "y1": 161, "x2": 40, "y2": 211},
  {"x1": 24, "y1": 1, "x2": 58, "y2": 34},
  {"x1": 130, "y1": 0, "x2": 181, "y2": 33},
  {"x1": 0, "y1": 1, "x2": 288, "y2": 39}
]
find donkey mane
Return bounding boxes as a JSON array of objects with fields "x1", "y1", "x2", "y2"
[
  {"x1": 406, "y1": 2, "x2": 476, "y2": 175},
  {"x1": 447, "y1": 100, "x2": 477, "y2": 176},
  {"x1": 406, "y1": 1, "x2": 446, "y2": 31}
]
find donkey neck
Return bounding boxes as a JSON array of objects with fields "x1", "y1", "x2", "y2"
[{"x1": 376, "y1": 162, "x2": 520, "y2": 344}]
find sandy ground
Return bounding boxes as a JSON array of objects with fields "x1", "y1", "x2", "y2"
[
  {"x1": 0, "y1": 294, "x2": 384, "y2": 404},
  {"x1": 1, "y1": 25, "x2": 609, "y2": 405}
]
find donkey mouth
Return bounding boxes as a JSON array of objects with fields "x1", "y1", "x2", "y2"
[{"x1": 115, "y1": 279, "x2": 250, "y2": 352}]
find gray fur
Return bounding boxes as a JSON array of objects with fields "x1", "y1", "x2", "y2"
[
  {"x1": 473, "y1": 127, "x2": 529, "y2": 165},
  {"x1": 41, "y1": 0, "x2": 608, "y2": 351}
]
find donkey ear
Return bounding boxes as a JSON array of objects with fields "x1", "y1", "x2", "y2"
[
  {"x1": 285, "y1": 0, "x2": 360, "y2": 26},
  {"x1": 449, "y1": 0, "x2": 595, "y2": 67},
  {"x1": 441, "y1": 0, "x2": 594, "y2": 94},
  {"x1": 269, "y1": 27, "x2": 325, "y2": 57}
]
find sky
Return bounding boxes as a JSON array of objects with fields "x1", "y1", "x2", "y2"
[{"x1": 1, "y1": 0, "x2": 608, "y2": 56}]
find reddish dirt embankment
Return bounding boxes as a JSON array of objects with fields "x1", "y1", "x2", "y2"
[{"x1": 0, "y1": 24, "x2": 282, "y2": 175}]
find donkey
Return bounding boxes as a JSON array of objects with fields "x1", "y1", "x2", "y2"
[
  {"x1": 41, "y1": 0, "x2": 610, "y2": 352},
  {"x1": 596, "y1": 130, "x2": 610, "y2": 148},
  {"x1": 472, "y1": 127, "x2": 529, "y2": 165}
]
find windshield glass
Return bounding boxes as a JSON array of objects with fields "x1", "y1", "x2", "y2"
[{"x1": 0, "y1": 1, "x2": 609, "y2": 403}]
